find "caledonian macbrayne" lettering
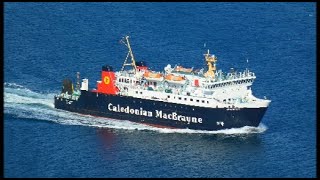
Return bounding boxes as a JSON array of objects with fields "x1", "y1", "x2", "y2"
[{"x1": 107, "y1": 103, "x2": 202, "y2": 124}]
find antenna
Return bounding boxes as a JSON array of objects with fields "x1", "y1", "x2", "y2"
[{"x1": 246, "y1": 58, "x2": 249, "y2": 72}]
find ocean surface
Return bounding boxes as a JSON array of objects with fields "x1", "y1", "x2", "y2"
[{"x1": 4, "y1": 2, "x2": 316, "y2": 178}]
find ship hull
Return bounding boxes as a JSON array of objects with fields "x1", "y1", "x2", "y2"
[{"x1": 54, "y1": 90, "x2": 268, "y2": 131}]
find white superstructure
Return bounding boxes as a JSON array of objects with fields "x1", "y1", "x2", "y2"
[{"x1": 111, "y1": 36, "x2": 271, "y2": 110}]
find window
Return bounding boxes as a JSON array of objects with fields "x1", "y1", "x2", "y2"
[
  {"x1": 136, "y1": 91, "x2": 138, "y2": 94},
  {"x1": 168, "y1": 95, "x2": 170, "y2": 98},
  {"x1": 196, "y1": 100, "x2": 199, "y2": 102},
  {"x1": 184, "y1": 98, "x2": 187, "y2": 100},
  {"x1": 178, "y1": 97, "x2": 181, "y2": 100},
  {"x1": 190, "y1": 99, "x2": 193, "y2": 101},
  {"x1": 202, "y1": 100, "x2": 205, "y2": 103},
  {"x1": 140, "y1": 92, "x2": 142, "y2": 94}
]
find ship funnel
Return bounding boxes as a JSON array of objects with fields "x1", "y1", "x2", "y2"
[
  {"x1": 96, "y1": 65, "x2": 119, "y2": 94},
  {"x1": 102, "y1": 65, "x2": 113, "y2": 72}
]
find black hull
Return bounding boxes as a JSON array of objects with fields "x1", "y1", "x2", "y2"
[{"x1": 54, "y1": 91, "x2": 268, "y2": 131}]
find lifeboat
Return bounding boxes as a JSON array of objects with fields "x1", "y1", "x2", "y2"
[
  {"x1": 174, "y1": 65, "x2": 193, "y2": 73},
  {"x1": 143, "y1": 71, "x2": 164, "y2": 81},
  {"x1": 165, "y1": 74, "x2": 186, "y2": 85}
]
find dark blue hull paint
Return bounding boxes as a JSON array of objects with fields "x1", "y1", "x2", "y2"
[{"x1": 54, "y1": 90, "x2": 268, "y2": 131}]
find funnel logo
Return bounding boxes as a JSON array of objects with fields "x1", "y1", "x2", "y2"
[{"x1": 104, "y1": 76, "x2": 110, "y2": 85}]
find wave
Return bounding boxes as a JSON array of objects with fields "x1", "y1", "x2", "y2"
[{"x1": 4, "y1": 82, "x2": 267, "y2": 134}]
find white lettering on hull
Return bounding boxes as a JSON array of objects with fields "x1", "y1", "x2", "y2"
[{"x1": 108, "y1": 103, "x2": 203, "y2": 124}]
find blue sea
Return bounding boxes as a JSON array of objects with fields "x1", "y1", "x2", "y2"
[{"x1": 4, "y1": 2, "x2": 316, "y2": 178}]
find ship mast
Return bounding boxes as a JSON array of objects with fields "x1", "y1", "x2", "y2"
[
  {"x1": 76, "y1": 72, "x2": 80, "y2": 91},
  {"x1": 120, "y1": 35, "x2": 137, "y2": 72},
  {"x1": 203, "y1": 49, "x2": 217, "y2": 79}
]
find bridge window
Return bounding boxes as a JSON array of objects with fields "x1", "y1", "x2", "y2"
[
  {"x1": 196, "y1": 100, "x2": 199, "y2": 102},
  {"x1": 178, "y1": 97, "x2": 181, "y2": 100},
  {"x1": 202, "y1": 100, "x2": 205, "y2": 103},
  {"x1": 190, "y1": 99, "x2": 193, "y2": 101}
]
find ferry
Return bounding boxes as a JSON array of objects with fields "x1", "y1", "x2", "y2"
[{"x1": 54, "y1": 36, "x2": 271, "y2": 130}]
